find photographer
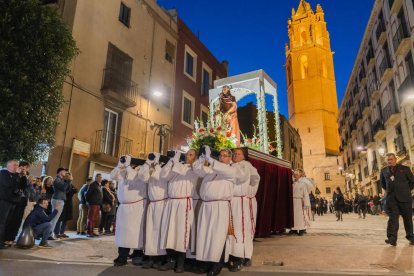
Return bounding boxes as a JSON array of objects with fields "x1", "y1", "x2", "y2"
[
  {"x1": 159, "y1": 149, "x2": 199, "y2": 273},
  {"x1": 49, "y1": 168, "x2": 69, "y2": 240},
  {"x1": 4, "y1": 161, "x2": 29, "y2": 246},
  {"x1": 0, "y1": 160, "x2": 27, "y2": 249},
  {"x1": 111, "y1": 155, "x2": 150, "y2": 267}
]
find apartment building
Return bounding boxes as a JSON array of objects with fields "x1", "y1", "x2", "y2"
[{"x1": 338, "y1": 0, "x2": 414, "y2": 197}]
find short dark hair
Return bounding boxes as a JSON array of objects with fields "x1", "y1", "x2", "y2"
[
  {"x1": 95, "y1": 173, "x2": 102, "y2": 178},
  {"x1": 19, "y1": 161, "x2": 29, "y2": 167},
  {"x1": 57, "y1": 167, "x2": 67, "y2": 174},
  {"x1": 37, "y1": 198, "x2": 47, "y2": 205},
  {"x1": 87, "y1": 177, "x2": 93, "y2": 182}
]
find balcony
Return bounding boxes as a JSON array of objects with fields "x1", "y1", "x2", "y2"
[
  {"x1": 101, "y1": 68, "x2": 138, "y2": 109},
  {"x1": 394, "y1": 134, "x2": 406, "y2": 156},
  {"x1": 382, "y1": 100, "x2": 400, "y2": 126},
  {"x1": 372, "y1": 161, "x2": 379, "y2": 173},
  {"x1": 379, "y1": 57, "x2": 393, "y2": 83},
  {"x1": 393, "y1": 24, "x2": 411, "y2": 57},
  {"x1": 376, "y1": 21, "x2": 387, "y2": 46},
  {"x1": 373, "y1": 119, "x2": 386, "y2": 139},
  {"x1": 390, "y1": 0, "x2": 402, "y2": 15},
  {"x1": 363, "y1": 132, "x2": 374, "y2": 147},
  {"x1": 92, "y1": 130, "x2": 133, "y2": 166},
  {"x1": 361, "y1": 97, "x2": 371, "y2": 116},
  {"x1": 368, "y1": 81, "x2": 380, "y2": 100}
]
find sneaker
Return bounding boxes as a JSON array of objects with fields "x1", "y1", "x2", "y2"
[
  {"x1": 38, "y1": 242, "x2": 52, "y2": 249},
  {"x1": 158, "y1": 259, "x2": 176, "y2": 271},
  {"x1": 48, "y1": 236, "x2": 57, "y2": 241},
  {"x1": 60, "y1": 234, "x2": 69, "y2": 239}
]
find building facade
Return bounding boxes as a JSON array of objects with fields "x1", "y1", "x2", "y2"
[
  {"x1": 171, "y1": 18, "x2": 228, "y2": 148},
  {"x1": 338, "y1": 0, "x2": 414, "y2": 197},
  {"x1": 285, "y1": 0, "x2": 343, "y2": 197},
  {"x1": 44, "y1": 0, "x2": 178, "y2": 226},
  {"x1": 237, "y1": 103, "x2": 303, "y2": 169}
]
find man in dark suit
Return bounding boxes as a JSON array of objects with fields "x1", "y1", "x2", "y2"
[{"x1": 380, "y1": 153, "x2": 414, "y2": 246}]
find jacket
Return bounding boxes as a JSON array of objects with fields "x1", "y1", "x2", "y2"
[
  {"x1": 52, "y1": 176, "x2": 69, "y2": 201},
  {"x1": 380, "y1": 164, "x2": 414, "y2": 203},
  {"x1": 0, "y1": 169, "x2": 27, "y2": 203},
  {"x1": 78, "y1": 184, "x2": 88, "y2": 205},
  {"x1": 85, "y1": 181, "x2": 103, "y2": 205},
  {"x1": 23, "y1": 204, "x2": 58, "y2": 228}
]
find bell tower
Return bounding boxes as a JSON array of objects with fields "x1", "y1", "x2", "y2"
[{"x1": 285, "y1": 0, "x2": 342, "y2": 196}]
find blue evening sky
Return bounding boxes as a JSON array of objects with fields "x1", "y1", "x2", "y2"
[{"x1": 157, "y1": 0, "x2": 375, "y2": 117}]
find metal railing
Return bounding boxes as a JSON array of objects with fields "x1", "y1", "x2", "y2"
[
  {"x1": 392, "y1": 23, "x2": 409, "y2": 52},
  {"x1": 93, "y1": 130, "x2": 133, "y2": 157},
  {"x1": 379, "y1": 56, "x2": 391, "y2": 78},
  {"x1": 101, "y1": 67, "x2": 138, "y2": 103},
  {"x1": 363, "y1": 132, "x2": 373, "y2": 146},
  {"x1": 382, "y1": 100, "x2": 399, "y2": 123},
  {"x1": 395, "y1": 134, "x2": 406, "y2": 155},
  {"x1": 366, "y1": 47, "x2": 374, "y2": 62},
  {"x1": 372, "y1": 118, "x2": 384, "y2": 134},
  {"x1": 375, "y1": 20, "x2": 386, "y2": 41},
  {"x1": 368, "y1": 81, "x2": 379, "y2": 96}
]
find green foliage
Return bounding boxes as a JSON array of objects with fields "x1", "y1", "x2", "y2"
[{"x1": 0, "y1": 0, "x2": 78, "y2": 163}]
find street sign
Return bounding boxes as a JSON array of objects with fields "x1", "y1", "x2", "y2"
[{"x1": 73, "y1": 139, "x2": 91, "y2": 157}]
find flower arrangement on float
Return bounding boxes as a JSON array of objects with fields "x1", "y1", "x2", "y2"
[
  {"x1": 240, "y1": 125, "x2": 276, "y2": 153},
  {"x1": 186, "y1": 115, "x2": 237, "y2": 153}
]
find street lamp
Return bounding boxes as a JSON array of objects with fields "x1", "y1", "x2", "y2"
[
  {"x1": 377, "y1": 146, "x2": 385, "y2": 156},
  {"x1": 153, "y1": 90, "x2": 163, "y2": 98}
]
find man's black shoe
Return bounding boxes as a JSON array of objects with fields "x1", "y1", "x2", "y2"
[
  {"x1": 113, "y1": 256, "x2": 128, "y2": 267},
  {"x1": 193, "y1": 265, "x2": 209, "y2": 274},
  {"x1": 131, "y1": 256, "x2": 144, "y2": 266},
  {"x1": 385, "y1": 239, "x2": 397, "y2": 246},
  {"x1": 243, "y1": 258, "x2": 252, "y2": 267},
  {"x1": 158, "y1": 259, "x2": 176, "y2": 271},
  {"x1": 409, "y1": 240, "x2": 414, "y2": 246},
  {"x1": 288, "y1": 230, "x2": 297, "y2": 235},
  {"x1": 228, "y1": 263, "x2": 242, "y2": 272},
  {"x1": 47, "y1": 236, "x2": 57, "y2": 241},
  {"x1": 208, "y1": 263, "x2": 223, "y2": 276},
  {"x1": 174, "y1": 265, "x2": 185, "y2": 273},
  {"x1": 142, "y1": 258, "x2": 154, "y2": 269}
]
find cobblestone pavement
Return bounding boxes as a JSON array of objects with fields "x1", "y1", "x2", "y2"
[{"x1": 0, "y1": 212, "x2": 413, "y2": 275}]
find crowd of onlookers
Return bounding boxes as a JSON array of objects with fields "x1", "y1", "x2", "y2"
[{"x1": 0, "y1": 160, "x2": 118, "y2": 249}]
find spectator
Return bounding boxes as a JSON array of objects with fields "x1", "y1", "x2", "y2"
[
  {"x1": 49, "y1": 168, "x2": 69, "y2": 240},
  {"x1": 333, "y1": 187, "x2": 345, "y2": 221},
  {"x1": 41, "y1": 176, "x2": 54, "y2": 214},
  {"x1": 4, "y1": 161, "x2": 29, "y2": 246},
  {"x1": 54, "y1": 172, "x2": 78, "y2": 238},
  {"x1": 23, "y1": 198, "x2": 58, "y2": 249},
  {"x1": 0, "y1": 160, "x2": 26, "y2": 249},
  {"x1": 86, "y1": 174, "x2": 103, "y2": 237},
  {"x1": 99, "y1": 180, "x2": 116, "y2": 235},
  {"x1": 77, "y1": 177, "x2": 92, "y2": 235}
]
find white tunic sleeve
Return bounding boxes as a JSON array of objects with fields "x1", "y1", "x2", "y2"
[
  {"x1": 150, "y1": 164, "x2": 161, "y2": 181},
  {"x1": 248, "y1": 162, "x2": 260, "y2": 186},
  {"x1": 172, "y1": 161, "x2": 190, "y2": 176},
  {"x1": 193, "y1": 157, "x2": 213, "y2": 177},
  {"x1": 160, "y1": 160, "x2": 174, "y2": 181},
  {"x1": 136, "y1": 163, "x2": 150, "y2": 183},
  {"x1": 110, "y1": 167, "x2": 125, "y2": 181},
  {"x1": 232, "y1": 161, "x2": 250, "y2": 185},
  {"x1": 210, "y1": 160, "x2": 236, "y2": 182}
]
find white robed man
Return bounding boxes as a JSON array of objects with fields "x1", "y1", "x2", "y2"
[
  {"x1": 227, "y1": 148, "x2": 260, "y2": 272},
  {"x1": 111, "y1": 155, "x2": 150, "y2": 267},
  {"x1": 298, "y1": 168, "x2": 313, "y2": 232},
  {"x1": 291, "y1": 170, "x2": 310, "y2": 236},
  {"x1": 158, "y1": 149, "x2": 199, "y2": 273},
  {"x1": 142, "y1": 152, "x2": 169, "y2": 269},
  {"x1": 193, "y1": 146, "x2": 236, "y2": 276}
]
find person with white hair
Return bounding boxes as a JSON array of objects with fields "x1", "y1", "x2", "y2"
[
  {"x1": 227, "y1": 148, "x2": 260, "y2": 271},
  {"x1": 291, "y1": 170, "x2": 310, "y2": 236},
  {"x1": 193, "y1": 146, "x2": 235, "y2": 276}
]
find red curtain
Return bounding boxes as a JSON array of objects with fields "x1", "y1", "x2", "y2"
[{"x1": 250, "y1": 157, "x2": 293, "y2": 237}]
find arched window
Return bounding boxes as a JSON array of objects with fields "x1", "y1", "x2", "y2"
[
  {"x1": 300, "y1": 31, "x2": 307, "y2": 46},
  {"x1": 300, "y1": 55, "x2": 308, "y2": 79}
]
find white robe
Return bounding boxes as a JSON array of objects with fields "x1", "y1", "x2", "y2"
[
  {"x1": 111, "y1": 164, "x2": 149, "y2": 249},
  {"x1": 292, "y1": 180, "x2": 310, "y2": 231},
  {"x1": 187, "y1": 176, "x2": 202, "y2": 259},
  {"x1": 227, "y1": 160, "x2": 260, "y2": 259},
  {"x1": 145, "y1": 164, "x2": 168, "y2": 256},
  {"x1": 193, "y1": 158, "x2": 235, "y2": 263},
  {"x1": 300, "y1": 177, "x2": 313, "y2": 207},
  {"x1": 160, "y1": 160, "x2": 198, "y2": 253}
]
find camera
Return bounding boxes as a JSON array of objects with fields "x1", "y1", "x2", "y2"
[
  {"x1": 167, "y1": 150, "x2": 186, "y2": 163},
  {"x1": 148, "y1": 153, "x2": 156, "y2": 161},
  {"x1": 119, "y1": 155, "x2": 145, "y2": 166}
]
